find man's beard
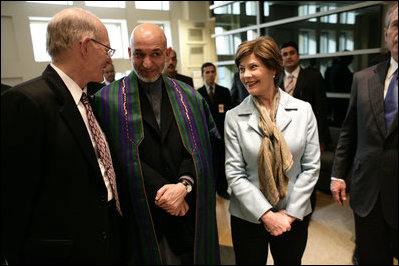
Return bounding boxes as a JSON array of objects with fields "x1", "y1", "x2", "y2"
[{"x1": 133, "y1": 65, "x2": 162, "y2": 83}]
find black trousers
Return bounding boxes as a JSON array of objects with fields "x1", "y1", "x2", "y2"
[
  {"x1": 354, "y1": 196, "x2": 397, "y2": 265},
  {"x1": 231, "y1": 214, "x2": 310, "y2": 265},
  {"x1": 213, "y1": 139, "x2": 228, "y2": 195}
]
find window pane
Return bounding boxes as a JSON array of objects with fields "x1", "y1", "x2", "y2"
[
  {"x1": 216, "y1": 65, "x2": 236, "y2": 89},
  {"x1": 102, "y1": 19, "x2": 130, "y2": 59},
  {"x1": 215, "y1": 31, "x2": 243, "y2": 62},
  {"x1": 27, "y1": 1, "x2": 73, "y2": 5},
  {"x1": 85, "y1": 1, "x2": 125, "y2": 8},
  {"x1": 29, "y1": 18, "x2": 51, "y2": 62},
  {"x1": 214, "y1": 1, "x2": 257, "y2": 29},
  {"x1": 135, "y1": 1, "x2": 169, "y2": 11}
]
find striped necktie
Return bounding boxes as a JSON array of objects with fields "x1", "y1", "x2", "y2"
[{"x1": 285, "y1": 74, "x2": 295, "y2": 95}]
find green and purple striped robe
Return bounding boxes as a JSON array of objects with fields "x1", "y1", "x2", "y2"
[{"x1": 93, "y1": 71, "x2": 220, "y2": 264}]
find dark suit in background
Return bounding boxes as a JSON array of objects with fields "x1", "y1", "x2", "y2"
[
  {"x1": 278, "y1": 68, "x2": 331, "y2": 146},
  {"x1": 198, "y1": 83, "x2": 233, "y2": 198},
  {"x1": 1, "y1": 66, "x2": 126, "y2": 264},
  {"x1": 174, "y1": 72, "x2": 194, "y2": 87},
  {"x1": 331, "y1": 59, "x2": 397, "y2": 264},
  {"x1": 230, "y1": 71, "x2": 249, "y2": 107},
  {"x1": 87, "y1": 81, "x2": 105, "y2": 96},
  {"x1": 1, "y1": 83, "x2": 12, "y2": 95}
]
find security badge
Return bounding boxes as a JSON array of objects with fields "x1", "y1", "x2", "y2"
[{"x1": 218, "y1": 104, "x2": 224, "y2": 113}]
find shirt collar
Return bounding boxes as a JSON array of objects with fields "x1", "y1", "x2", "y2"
[
  {"x1": 285, "y1": 65, "x2": 300, "y2": 78},
  {"x1": 50, "y1": 63, "x2": 86, "y2": 106},
  {"x1": 388, "y1": 57, "x2": 398, "y2": 78},
  {"x1": 205, "y1": 83, "x2": 214, "y2": 94}
]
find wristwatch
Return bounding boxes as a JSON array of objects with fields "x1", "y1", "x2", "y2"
[{"x1": 180, "y1": 179, "x2": 192, "y2": 193}]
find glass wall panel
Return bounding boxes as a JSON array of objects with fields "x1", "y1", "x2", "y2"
[
  {"x1": 214, "y1": 1, "x2": 258, "y2": 32},
  {"x1": 257, "y1": 1, "x2": 366, "y2": 24},
  {"x1": 212, "y1": 1, "x2": 385, "y2": 127},
  {"x1": 216, "y1": 32, "x2": 246, "y2": 62}
]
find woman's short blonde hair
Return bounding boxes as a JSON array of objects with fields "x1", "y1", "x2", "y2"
[{"x1": 235, "y1": 36, "x2": 283, "y2": 86}]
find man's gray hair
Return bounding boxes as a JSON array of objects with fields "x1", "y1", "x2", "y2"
[
  {"x1": 385, "y1": 2, "x2": 398, "y2": 28},
  {"x1": 47, "y1": 7, "x2": 100, "y2": 60}
]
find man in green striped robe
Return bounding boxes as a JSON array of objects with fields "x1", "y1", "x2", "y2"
[{"x1": 93, "y1": 23, "x2": 220, "y2": 265}]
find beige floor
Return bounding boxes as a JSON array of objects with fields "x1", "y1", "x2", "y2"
[{"x1": 217, "y1": 190, "x2": 357, "y2": 265}]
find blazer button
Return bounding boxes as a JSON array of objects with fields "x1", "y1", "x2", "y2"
[{"x1": 101, "y1": 231, "x2": 107, "y2": 240}]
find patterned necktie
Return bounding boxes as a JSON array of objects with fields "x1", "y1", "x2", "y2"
[
  {"x1": 384, "y1": 70, "x2": 398, "y2": 133},
  {"x1": 285, "y1": 74, "x2": 295, "y2": 95},
  {"x1": 208, "y1": 86, "x2": 215, "y2": 105},
  {"x1": 81, "y1": 92, "x2": 122, "y2": 215}
]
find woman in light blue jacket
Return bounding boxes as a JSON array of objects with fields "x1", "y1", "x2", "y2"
[{"x1": 224, "y1": 36, "x2": 320, "y2": 265}]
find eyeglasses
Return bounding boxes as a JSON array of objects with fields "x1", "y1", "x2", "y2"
[{"x1": 90, "y1": 38, "x2": 116, "y2": 58}]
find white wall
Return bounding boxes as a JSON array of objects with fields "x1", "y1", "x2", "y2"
[{"x1": 1, "y1": 1, "x2": 216, "y2": 87}]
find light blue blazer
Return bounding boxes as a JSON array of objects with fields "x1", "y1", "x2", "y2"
[{"x1": 224, "y1": 88, "x2": 320, "y2": 224}]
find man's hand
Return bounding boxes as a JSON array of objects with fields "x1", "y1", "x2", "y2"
[
  {"x1": 155, "y1": 183, "x2": 188, "y2": 216},
  {"x1": 330, "y1": 179, "x2": 347, "y2": 206}
]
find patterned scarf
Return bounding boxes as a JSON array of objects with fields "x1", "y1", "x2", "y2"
[{"x1": 252, "y1": 91, "x2": 293, "y2": 206}]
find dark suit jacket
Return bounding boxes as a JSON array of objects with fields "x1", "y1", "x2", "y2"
[
  {"x1": 87, "y1": 81, "x2": 105, "y2": 96},
  {"x1": 137, "y1": 82, "x2": 196, "y2": 255},
  {"x1": 198, "y1": 84, "x2": 233, "y2": 138},
  {"x1": 331, "y1": 60, "x2": 397, "y2": 229},
  {"x1": 174, "y1": 73, "x2": 194, "y2": 87},
  {"x1": 1, "y1": 65, "x2": 127, "y2": 264},
  {"x1": 230, "y1": 71, "x2": 249, "y2": 107},
  {"x1": 278, "y1": 68, "x2": 331, "y2": 145}
]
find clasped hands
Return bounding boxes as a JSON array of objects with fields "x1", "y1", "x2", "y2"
[
  {"x1": 155, "y1": 183, "x2": 189, "y2": 216},
  {"x1": 261, "y1": 209, "x2": 296, "y2": 236}
]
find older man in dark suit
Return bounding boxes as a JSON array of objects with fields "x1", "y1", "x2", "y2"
[
  {"x1": 330, "y1": 3, "x2": 397, "y2": 264},
  {"x1": 1, "y1": 7, "x2": 128, "y2": 264}
]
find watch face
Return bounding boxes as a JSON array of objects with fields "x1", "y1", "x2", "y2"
[{"x1": 181, "y1": 180, "x2": 192, "y2": 193}]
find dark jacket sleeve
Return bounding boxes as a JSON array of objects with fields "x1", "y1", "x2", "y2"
[{"x1": 1, "y1": 90, "x2": 44, "y2": 264}]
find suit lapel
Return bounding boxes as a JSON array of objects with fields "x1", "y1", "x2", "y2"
[
  {"x1": 277, "y1": 91, "x2": 293, "y2": 132},
  {"x1": 278, "y1": 73, "x2": 285, "y2": 90},
  {"x1": 368, "y1": 62, "x2": 389, "y2": 136},
  {"x1": 293, "y1": 68, "x2": 304, "y2": 98},
  {"x1": 43, "y1": 65, "x2": 102, "y2": 175}
]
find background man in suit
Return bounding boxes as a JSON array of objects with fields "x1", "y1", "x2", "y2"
[
  {"x1": 198, "y1": 62, "x2": 233, "y2": 199},
  {"x1": 163, "y1": 48, "x2": 194, "y2": 87},
  {"x1": 93, "y1": 23, "x2": 220, "y2": 264},
  {"x1": 1, "y1": 7, "x2": 127, "y2": 264},
  {"x1": 330, "y1": 3, "x2": 397, "y2": 264}
]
